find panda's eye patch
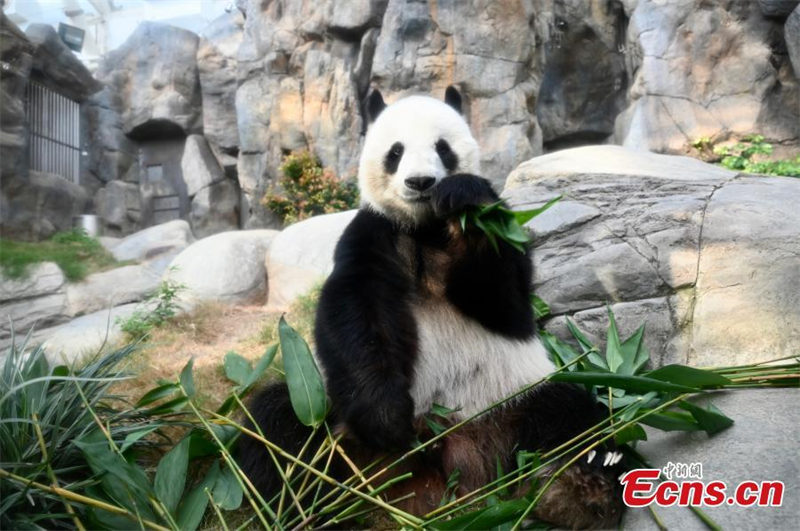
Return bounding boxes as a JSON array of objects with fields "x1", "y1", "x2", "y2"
[
  {"x1": 435, "y1": 139, "x2": 458, "y2": 172},
  {"x1": 384, "y1": 142, "x2": 404, "y2": 174}
]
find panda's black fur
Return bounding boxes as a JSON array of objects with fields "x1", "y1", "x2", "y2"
[{"x1": 236, "y1": 87, "x2": 626, "y2": 528}]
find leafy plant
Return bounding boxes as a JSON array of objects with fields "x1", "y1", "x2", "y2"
[
  {"x1": 691, "y1": 134, "x2": 800, "y2": 177},
  {"x1": 0, "y1": 335, "x2": 175, "y2": 529},
  {"x1": 118, "y1": 277, "x2": 185, "y2": 341},
  {"x1": 263, "y1": 150, "x2": 359, "y2": 225},
  {"x1": 459, "y1": 196, "x2": 562, "y2": 253},
  {"x1": 0, "y1": 228, "x2": 123, "y2": 281}
]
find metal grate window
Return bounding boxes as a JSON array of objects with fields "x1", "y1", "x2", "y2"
[{"x1": 26, "y1": 81, "x2": 81, "y2": 184}]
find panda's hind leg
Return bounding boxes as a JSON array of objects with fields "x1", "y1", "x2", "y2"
[
  {"x1": 515, "y1": 382, "x2": 626, "y2": 529},
  {"x1": 235, "y1": 382, "x2": 319, "y2": 499}
]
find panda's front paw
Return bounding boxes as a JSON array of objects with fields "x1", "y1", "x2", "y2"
[
  {"x1": 432, "y1": 174, "x2": 498, "y2": 218},
  {"x1": 344, "y1": 396, "x2": 415, "y2": 451}
]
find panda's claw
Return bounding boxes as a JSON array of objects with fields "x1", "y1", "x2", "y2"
[
  {"x1": 603, "y1": 451, "x2": 613, "y2": 467},
  {"x1": 586, "y1": 449, "x2": 597, "y2": 464}
]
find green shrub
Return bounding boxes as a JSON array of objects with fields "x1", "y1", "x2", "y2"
[
  {"x1": 263, "y1": 150, "x2": 359, "y2": 225},
  {"x1": 118, "y1": 277, "x2": 185, "y2": 341},
  {"x1": 0, "y1": 228, "x2": 122, "y2": 281},
  {"x1": 692, "y1": 134, "x2": 800, "y2": 177}
]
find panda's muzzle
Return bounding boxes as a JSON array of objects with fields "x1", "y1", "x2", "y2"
[{"x1": 404, "y1": 176, "x2": 436, "y2": 192}]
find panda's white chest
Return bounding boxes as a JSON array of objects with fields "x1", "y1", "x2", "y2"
[{"x1": 409, "y1": 301, "x2": 555, "y2": 420}]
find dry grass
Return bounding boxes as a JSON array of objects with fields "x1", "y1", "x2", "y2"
[{"x1": 114, "y1": 288, "x2": 322, "y2": 411}]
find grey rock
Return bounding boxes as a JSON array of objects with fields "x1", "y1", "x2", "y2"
[
  {"x1": 758, "y1": 0, "x2": 800, "y2": 18},
  {"x1": 64, "y1": 264, "x2": 161, "y2": 317},
  {"x1": 265, "y1": 210, "x2": 357, "y2": 310},
  {"x1": 506, "y1": 146, "x2": 800, "y2": 367},
  {"x1": 110, "y1": 220, "x2": 194, "y2": 262},
  {"x1": 0, "y1": 13, "x2": 34, "y2": 178},
  {"x1": 35, "y1": 302, "x2": 149, "y2": 365},
  {"x1": 82, "y1": 87, "x2": 137, "y2": 190},
  {"x1": 0, "y1": 171, "x2": 89, "y2": 241},
  {"x1": 622, "y1": 389, "x2": 800, "y2": 530},
  {"x1": 787, "y1": 6, "x2": 800, "y2": 77},
  {"x1": 0, "y1": 262, "x2": 65, "y2": 303},
  {"x1": 96, "y1": 22, "x2": 202, "y2": 137},
  {"x1": 534, "y1": 0, "x2": 629, "y2": 149},
  {"x1": 0, "y1": 293, "x2": 68, "y2": 338},
  {"x1": 189, "y1": 179, "x2": 240, "y2": 238},
  {"x1": 181, "y1": 135, "x2": 226, "y2": 197},
  {"x1": 198, "y1": 12, "x2": 243, "y2": 153},
  {"x1": 615, "y1": 0, "x2": 799, "y2": 154},
  {"x1": 95, "y1": 180, "x2": 140, "y2": 235},
  {"x1": 25, "y1": 23, "x2": 101, "y2": 102},
  {"x1": 166, "y1": 229, "x2": 279, "y2": 305}
]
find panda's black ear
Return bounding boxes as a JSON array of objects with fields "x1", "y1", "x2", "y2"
[
  {"x1": 444, "y1": 85, "x2": 463, "y2": 114},
  {"x1": 365, "y1": 89, "x2": 387, "y2": 123}
]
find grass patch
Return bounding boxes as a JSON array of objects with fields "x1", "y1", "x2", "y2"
[
  {"x1": 258, "y1": 284, "x2": 322, "y2": 348},
  {"x1": 0, "y1": 229, "x2": 126, "y2": 282},
  {"x1": 692, "y1": 134, "x2": 800, "y2": 177}
]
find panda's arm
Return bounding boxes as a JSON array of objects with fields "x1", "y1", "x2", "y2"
[
  {"x1": 314, "y1": 209, "x2": 418, "y2": 451},
  {"x1": 433, "y1": 174, "x2": 537, "y2": 340}
]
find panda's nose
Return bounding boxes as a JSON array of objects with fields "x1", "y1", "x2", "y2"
[{"x1": 405, "y1": 176, "x2": 436, "y2": 192}]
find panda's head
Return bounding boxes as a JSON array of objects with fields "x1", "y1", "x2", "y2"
[{"x1": 358, "y1": 86, "x2": 480, "y2": 226}]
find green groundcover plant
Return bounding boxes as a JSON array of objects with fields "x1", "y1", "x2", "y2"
[{"x1": 0, "y1": 229, "x2": 122, "y2": 282}]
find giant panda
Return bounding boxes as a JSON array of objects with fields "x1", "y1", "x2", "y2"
[{"x1": 237, "y1": 87, "x2": 625, "y2": 529}]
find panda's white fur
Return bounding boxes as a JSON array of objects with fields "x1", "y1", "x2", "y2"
[
  {"x1": 357, "y1": 94, "x2": 555, "y2": 419},
  {"x1": 410, "y1": 300, "x2": 555, "y2": 418}
]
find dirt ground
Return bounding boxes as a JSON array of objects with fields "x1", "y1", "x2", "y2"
[{"x1": 114, "y1": 302, "x2": 285, "y2": 409}]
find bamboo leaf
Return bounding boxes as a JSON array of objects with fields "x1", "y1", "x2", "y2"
[
  {"x1": 645, "y1": 365, "x2": 731, "y2": 389},
  {"x1": 565, "y1": 318, "x2": 597, "y2": 355},
  {"x1": 639, "y1": 411, "x2": 702, "y2": 432},
  {"x1": 679, "y1": 401, "x2": 734, "y2": 435},
  {"x1": 212, "y1": 464, "x2": 243, "y2": 511},
  {"x1": 614, "y1": 423, "x2": 648, "y2": 445},
  {"x1": 135, "y1": 383, "x2": 179, "y2": 407},
  {"x1": 432, "y1": 498, "x2": 529, "y2": 530},
  {"x1": 223, "y1": 352, "x2": 251, "y2": 386},
  {"x1": 154, "y1": 435, "x2": 190, "y2": 515},
  {"x1": 180, "y1": 358, "x2": 195, "y2": 398},
  {"x1": 513, "y1": 195, "x2": 563, "y2": 226},
  {"x1": 279, "y1": 316, "x2": 328, "y2": 427},
  {"x1": 549, "y1": 371, "x2": 699, "y2": 393},
  {"x1": 176, "y1": 461, "x2": 220, "y2": 531},
  {"x1": 242, "y1": 343, "x2": 278, "y2": 390},
  {"x1": 618, "y1": 324, "x2": 646, "y2": 375},
  {"x1": 531, "y1": 295, "x2": 550, "y2": 320},
  {"x1": 605, "y1": 306, "x2": 624, "y2": 373}
]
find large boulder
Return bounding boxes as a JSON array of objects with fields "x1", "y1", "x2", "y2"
[
  {"x1": 265, "y1": 210, "x2": 358, "y2": 310},
  {"x1": 505, "y1": 146, "x2": 800, "y2": 368},
  {"x1": 64, "y1": 264, "x2": 162, "y2": 317},
  {"x1": 189, "y1": 179, "x2": 240, "y2": 238},
  {"x1": 0, "y1": 171, "x2": 89, "y2": 241},
  {"x1": 109, "y1": 220, "x2": 194, "y2": 262},
  {"x1": 615, "y1": 0, "x2": 799, "y2": 155},
  {"x1": 0, "y1": 263, "x2": 68, "y2": 341},
  {"x1": 165, "y1": 230, "x2": 279, "y2": 305},
  {"x1": 96, "y1": 22, "x2": 202, "y2": 138},
  {"x1": 82, "y1": 87, "x2": 138, "y2": 192},
  {"x1": 181, "y1": 134, "x2": 227, "y2": 197}
]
